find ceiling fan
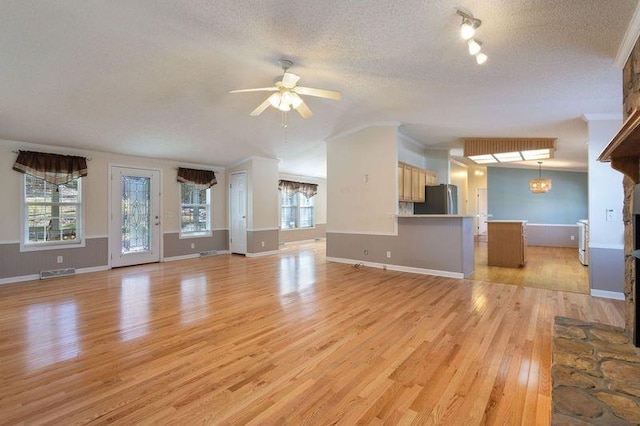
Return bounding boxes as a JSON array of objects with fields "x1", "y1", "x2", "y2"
[{"x1": 229, "y1": 60, "x2": 342, "y2": 119}]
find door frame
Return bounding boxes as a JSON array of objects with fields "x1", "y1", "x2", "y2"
[
  {"x1": 108, "y1": 164, "x2": 163, "y2": 267},
  {"x1": 228, "y1": 171, "x2": 248, "y2": 255}
]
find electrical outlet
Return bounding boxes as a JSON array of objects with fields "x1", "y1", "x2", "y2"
[
  {"x1": 386, "y1": 251, "x2": 391, "y2": 258},
  {"x1": 191, "y1": 243, "x2": 195, "y2": 249},
  {"x1": 364, "y1": 249, "x2": 369, "y2": 255},
  {"x1": 57, "y1": 256, "x2": 63, "y2": 263},
  {"x1": 570, "y1": 235, "x2": 575, "y2": 241},
  {"x1": 261, "y1": 241, "x2": 265, "y2": 247}
]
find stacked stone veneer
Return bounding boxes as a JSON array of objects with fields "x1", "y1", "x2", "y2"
[{"x1": 552, "y1": 316, "x2": 640, "y2": 425}]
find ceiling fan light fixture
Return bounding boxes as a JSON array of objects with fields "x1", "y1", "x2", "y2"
[
  {"x1": 290, "y1": 92, "x2": 304, "y2": 109},
  {"x1": 476, "y1": 52, "x2": 488, "y2": 64},
  {"x1": 268, "y1": 93, "x2": 282, "y2": 108}
]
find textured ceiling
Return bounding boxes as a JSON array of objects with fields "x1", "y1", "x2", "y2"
[{"x1": 0, "y1": 1, "x2": 637, "y2": 177}]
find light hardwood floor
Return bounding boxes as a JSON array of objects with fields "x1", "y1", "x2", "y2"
[
  {"x1": 471, "y1": 242, "x2": 590, "y2": 294},
  {"x1": 0, "y1": 241, "x2": 623, "y2": 425}
]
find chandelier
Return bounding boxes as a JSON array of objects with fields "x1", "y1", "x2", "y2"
[{"x1": 530, "y1": 162, "x2": 552, "y2": 194}]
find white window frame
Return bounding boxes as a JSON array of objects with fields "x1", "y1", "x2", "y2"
[
  {"x1": 179, "y1": 183, "x2": 212, "y2": 238},
  {"x1": 20, "y1": 175, "x2": 85, "y2": 252},
  {"x1": 280, "y1": 191, "x2": 315, "y2": 230}
]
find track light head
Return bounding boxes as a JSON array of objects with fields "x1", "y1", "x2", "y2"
[{"x1": 456, "y1": 10, "x2": 481, "y2": 40}]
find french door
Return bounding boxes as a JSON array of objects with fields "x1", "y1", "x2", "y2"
[{"x1": 110, "y1": 166, "x2": 161, "y2": 267}]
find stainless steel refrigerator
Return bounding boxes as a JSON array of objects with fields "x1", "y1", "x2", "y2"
[{"x1": 413, "y1": 184, "x2": 458, "y2": 214}]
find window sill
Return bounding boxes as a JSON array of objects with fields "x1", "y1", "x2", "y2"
[
  {"x1": 280, "y1": 226, "x2": 316, "y2": 231},
  {"x1": 179, "y1": 232, "x2": 213, "y2": 239},
  {"x1": 20, "y1": 239, "x2": 86, "y2": 252}
]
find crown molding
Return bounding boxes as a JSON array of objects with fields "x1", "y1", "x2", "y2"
[{"x1": 614, "y1": 2, "x2": 640, "y2": 68}]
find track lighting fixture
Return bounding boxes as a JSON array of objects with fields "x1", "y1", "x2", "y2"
[
  {"x1": 468, "y1": 39, "x2": 481, "y2": 55},
  {"x1": 456, "y1": 9, "x2": 487, "y2": 65},
  {"x1": 456, "y1": 10, "x2": 481, "y2": 40}
]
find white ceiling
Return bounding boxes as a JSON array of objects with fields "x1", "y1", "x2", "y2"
[{"x1": 0, "y1": 1, "x2": 637, "y2": 177}]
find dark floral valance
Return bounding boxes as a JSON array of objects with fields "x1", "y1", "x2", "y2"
[
  {"x1": 177, "y1": 167, "x2": 217, "y2": 189},
  {"x1": 278, "y1": 179, "x2": 318, "y2": 198},
  {"x1": 12, "y1": 150, "x2": 88, "y2": 184}
]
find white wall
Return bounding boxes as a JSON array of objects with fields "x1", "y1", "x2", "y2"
[
  {"x1": 467, "y1": 166, "x2": 488, "y2": 234},
  {"x1": 0, "y1": 139, "x2": 227, "y2": 242},
  {"x1": 586, "y1": 118, "x2": 624, "y2": 247},
  {"x1": 227, "y1": 156, "x2": 279, "y2": 231},
  {"x1": 327, "y1": 125, "x2": 398, "y2": 234},
  {"x1": 425, "y1": 149, "x2": 450, "y2": 184},
  {"x1": 397, "y1": 133, "x2": 426, "y2": 168},
  {"x1": 450, "y1": 160, "x2": 469, "y2": 215},
  {"x1": 585, "y1": 116, "x2": 624, "y2": 295}
]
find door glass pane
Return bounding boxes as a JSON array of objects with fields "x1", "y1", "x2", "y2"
[{"x1": 121, "y1": 175, "x2": 151, "y2": 254}]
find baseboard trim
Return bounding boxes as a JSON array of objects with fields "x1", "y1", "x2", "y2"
[
  {"x1": 246, "y1": 250, "x2": 280, "y2": 258},
  {"x1": 279, "y1": 238, "x2": 325, "y2": 245},
  {"x1": 0, "y1": 265, "x2": 109, "y2": 285},
  {"x1": 164, "y1": 250, "x2": 230, "y2": 262},
  {"x1": 326, "y1": 257, "x2": 465, "y2": 279},
  {"x1": 590, "y1": 289, "x2": 625, "y2": 300}
]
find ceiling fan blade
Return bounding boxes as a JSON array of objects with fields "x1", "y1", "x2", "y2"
[
  {"x1": 294, "y1": 86, "x2": 342, "y2": 100},
  {"x1": 281, "y1": 72, "x2": 300, "y2": 89},
  {"x1": 229, "y1": 87, "x2": 278, "y2": 94},
  {"x1": 250, "y1": 97, "x2": 272, "y2": 116},
  {"x1": 294, "y1": 99, "x2": 313, "y2": 119}
]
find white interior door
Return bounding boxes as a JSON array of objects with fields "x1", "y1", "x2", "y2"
[
  {"x1": 477, "y1": 187, "x2": 488, "y2": 235},
  {"x1": 110, "y1": 166, "x2": 161, "y2": 267},
  {"x1": 229, "y1": 171, "x2": 247, "y2": 254}
]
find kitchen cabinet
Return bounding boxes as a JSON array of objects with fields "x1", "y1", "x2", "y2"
[
  {"x1": 402, "y1": 163, "x2": 412, "y2": 201},
  {"x1": 398, "y1": 162, "x2": 435, "y2": 202},
  {"x1": 487, "y1": 220, "x2": 528, "y2": 267},
  {"x1": 398, "y1": 164, "x2": 405, "y2": 201}
]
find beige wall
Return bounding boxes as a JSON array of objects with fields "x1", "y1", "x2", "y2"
[
  {"x1": 0, "y1": 139, "x2": 228, "y2": 279},
  {"x1": 228, "y1": 156, "x2": 279, "y2": 232},
  {"x1": 250, "y1": 157, "x2": 279, "y2": 230},
  {"x1": 1, "y1": 140, "x2": 227, "y2": 243},
  {"x1": 326, "y1": 125, "x2": 398, "y2": 235},
  {"x1": 450, "y1": 160, "x2": 469, "y2": 215},
  {"x1": 467, "y1": 165, "x2": 488, "y2": 235}
]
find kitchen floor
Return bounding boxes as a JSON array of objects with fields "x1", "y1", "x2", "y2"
[{"x1": 471, "y1": 242, "x2": 589, "y2": 294}]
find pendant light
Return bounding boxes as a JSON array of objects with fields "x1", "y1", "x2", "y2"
[{"x1": 529, "y1": 161, "x2": 552, "y2": 193}]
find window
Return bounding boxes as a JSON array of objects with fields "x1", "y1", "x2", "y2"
[
  {"x1": 180, "y1": 183, "x2": 211, "y2": 237},
  {"x1": 23, "y1": 174, "x2": 82, "y2": 247},
  {"x1": 281, "y1": 192, "x2": 314, "y2": 229}
]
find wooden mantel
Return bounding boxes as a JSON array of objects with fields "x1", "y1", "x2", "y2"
[{"x1": 598, "y1": 109, "x2": 640, "y2": 183}]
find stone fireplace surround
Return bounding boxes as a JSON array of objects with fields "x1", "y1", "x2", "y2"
[{"x1": 550, "y1": 104, "x2": 640, "y2": 424}]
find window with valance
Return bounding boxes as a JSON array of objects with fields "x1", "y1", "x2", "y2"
[
  {"x1": 177, "y1": 167, "x2": 217, "y2": 237},
  {"x1": 278, "y1": 180, "x2": 317, "y2": 229},
  {"x1": 278, "y1": 179, "x2": 318, "y2": 198},
  {"x1": 12, "y1": 150, "x2": 88, "y2": 249}
]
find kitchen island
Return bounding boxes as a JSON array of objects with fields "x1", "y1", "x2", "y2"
[
  {"x1": 487, "y1": 220, "x2": 528, "y2": 267},
  {"x1": 326, "y1": 214, "x2": 475, "y2": 278}
]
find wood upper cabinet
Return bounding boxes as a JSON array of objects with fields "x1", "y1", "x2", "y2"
[
  {"x1": 398, "y1": 162, "x2": 433, "y2": 202},
  {"x1": 411, "y1": 167, "x2": 420, "y2": 201},
  {"x1": 398, "y1": 164, "x2": 404, "y2": 201},
  {"x1": 402, "y1": 163, "x2": 412, "y2": 201}
]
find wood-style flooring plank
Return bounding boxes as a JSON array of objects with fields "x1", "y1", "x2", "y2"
[{"x1": 0, "y1": 241, "x2": 623, "y2": 425}]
